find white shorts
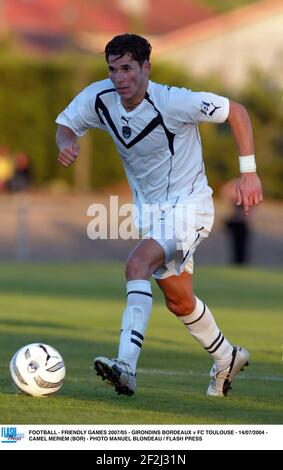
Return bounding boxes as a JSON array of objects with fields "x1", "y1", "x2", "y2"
[{"x1": 140, "y1": 194, "x2": 214, "y2": 279}]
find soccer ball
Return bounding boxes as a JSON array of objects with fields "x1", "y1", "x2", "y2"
[{"x1": 9, "y1": 343, "x2": 65, "y2": 397}]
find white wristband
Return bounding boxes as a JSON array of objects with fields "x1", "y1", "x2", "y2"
[{"x1": 239, "y1": 155, "x2": 256, "y2": 173}]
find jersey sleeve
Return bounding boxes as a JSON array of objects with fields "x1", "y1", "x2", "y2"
[
  {"x1": 166, "y1": 87, "x2": 230, "y2": 124},
  {"x1": 55, "y1": 83, "x2": 103, "y2": 137}
]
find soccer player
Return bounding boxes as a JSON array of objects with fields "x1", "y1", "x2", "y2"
[{"x1": 55, "y1": 33, "x2": 263, "y2": 397}]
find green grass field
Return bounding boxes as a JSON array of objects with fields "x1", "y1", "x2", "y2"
[{"x1": 0, "y1": 263, "x2": 282, "y2": 424}]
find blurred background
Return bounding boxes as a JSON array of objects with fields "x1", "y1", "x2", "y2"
[{"x1": 0, "y1": 0, "x2": 282, "y2": 266}]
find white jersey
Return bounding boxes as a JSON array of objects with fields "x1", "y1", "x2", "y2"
[{"x1": 56, "y1": 78, "x2": 229, "y2": 206}]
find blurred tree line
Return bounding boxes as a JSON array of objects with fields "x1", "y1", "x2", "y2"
[{"x1": 0, "y1": 54, "x2": 282, "y2": 198}]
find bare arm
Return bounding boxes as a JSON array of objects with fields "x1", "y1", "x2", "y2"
[
  {"x1": 227, "y1": 100, "x2": 263, "y2": 215},
  {"x1": 56, "y1": 125, "x2": 80, "y2": 167}
]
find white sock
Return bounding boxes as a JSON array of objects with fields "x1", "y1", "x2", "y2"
[
  {"x1": 178, "y1": 297, "x2": 233, "y2": 370},
  {"x1": 118, "y1": 280, "x2": 152, "y2": 374}
]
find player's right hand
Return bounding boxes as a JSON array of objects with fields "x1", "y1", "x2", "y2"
[{"x1": 58, "y1": 142, "x2": 80, "y2": 167}]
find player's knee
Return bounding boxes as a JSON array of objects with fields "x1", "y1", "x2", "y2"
[
  {"x1": 125, "y1": 256, "x2": 150, "y2": 280},
  {"x1": 166, "y1": 297, "x2": 195, "y2": 316}
]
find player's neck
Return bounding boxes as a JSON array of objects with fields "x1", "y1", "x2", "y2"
[{"x1": 122, "y1": 99, "x2": 144, "y2": 112}]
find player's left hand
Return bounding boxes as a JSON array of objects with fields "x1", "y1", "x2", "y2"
[{"x1": 236, "y1": 173, "x2": 263, "y2": 216}]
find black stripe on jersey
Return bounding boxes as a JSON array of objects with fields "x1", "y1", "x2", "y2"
[
  {"x1": 96, "y1": 94, "x2": 160, "y2": 147},
  {"x1": 144, "y1": 93, "x2": 176, "y2": 199},
  {"x1": 95, "y1": 88, "x2": 176, "y2": 199},
  {"x1": 127, "y1": 290, "x2": 153, "y2": 298},
  {"x1": 96, "y1": 88, "x2": 116, "y2": 96},
  {"x1": 94, "y1": 89, "x2": 176, "y2": 154},
  {"x1": 184, "y1": 303, "x2": 206, "y2": 325},
  {"x1": 94, "y1": 88, "x2": 116, "y2": 125},
  {"x1": 144, "y1": 93, "x2": 175, "y2": 155},
  {"x1": 145, "y1": 92, "x2": 175, "y2": 199},
  {"x1": 96, "y1": 95, "x2": 167, "y2": 149}
]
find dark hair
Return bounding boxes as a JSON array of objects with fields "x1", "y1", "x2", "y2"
[{"x1": 105, "y1": 33, "x2": 152, "y2": 66}]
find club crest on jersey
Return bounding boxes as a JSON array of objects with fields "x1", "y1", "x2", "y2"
[{"x1": 122, "y1": 126, "x2": 131, "y2": 139}]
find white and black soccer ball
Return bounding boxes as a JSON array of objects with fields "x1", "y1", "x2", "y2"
[{"x1": 9, "y1": 343, "x2": 65, "y2": 397}]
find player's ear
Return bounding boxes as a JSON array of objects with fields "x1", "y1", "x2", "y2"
[{"x1": 143, "y1": 61, "x2": 151, "y2": 75}]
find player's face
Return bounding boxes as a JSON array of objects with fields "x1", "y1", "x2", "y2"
[{"x1": 108, "y1": 53, "x2": 151, "y2": 106}]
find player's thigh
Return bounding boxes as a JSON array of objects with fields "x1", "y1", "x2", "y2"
[
  {"x1": 125, "y1": 238, "x2": 166, "y2": 280},
  {"x1": 155, "y1": 272, "x2": 195, "y2": 314}
]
